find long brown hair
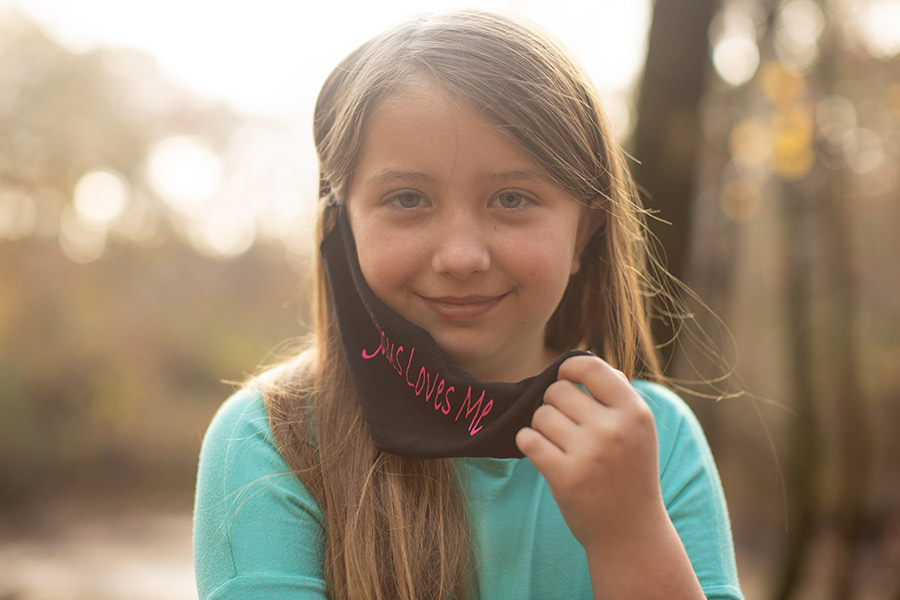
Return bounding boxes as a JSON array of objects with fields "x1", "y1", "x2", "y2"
[{"x1": 262, "y1": 10, "x2": 663, "y2": 599}]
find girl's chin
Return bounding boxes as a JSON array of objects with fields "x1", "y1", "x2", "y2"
[
  {"x1": 441, "y1": 345, "x2": 555, "y2": 384},
  {"x1": 439, "y1": 348, "x2": 506, "y2": 382}
]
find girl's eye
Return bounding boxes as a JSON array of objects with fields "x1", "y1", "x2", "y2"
[
  {"x1": 491, "y1": 190, "x2": 533, "y2": 209},
  {"x1": 387, "y1": 191, "x2": 427, "y2": 209}
]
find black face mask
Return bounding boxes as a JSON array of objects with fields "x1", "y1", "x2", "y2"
[{"x1": 320, "y1": 210, "x2": 589, "y2": 459}]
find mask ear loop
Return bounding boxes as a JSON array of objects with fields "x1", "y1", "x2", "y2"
[
  {"x1": 319, "y1": 187, "x2": 347, "y2": 239},
  {"x1": 319, "y1": 188, "x2": 345, "y2": 240}
]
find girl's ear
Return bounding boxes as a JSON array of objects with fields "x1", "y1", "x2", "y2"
[{"x1": 571, "y1": 200, "x2": 607, "y2": 274}]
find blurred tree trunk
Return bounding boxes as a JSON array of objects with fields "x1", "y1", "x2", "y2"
[
  {"x1": 815, "y1": 26, "x2": 870, "y2": 600},
  {"x1": 773, "y1": 181, "x2": 821, "y2": 600},
  {"x1": 776, "y1": 147, "x2": 869, "y2": 600},
  {"x1": 631, "y1": 0, "x2": 720, "y2": 365},
  {"x1": 826, "y1": 167, "x2": 869, "y2": 600},
  {"x1": 773, "y1": 8, "x2": 871, "y2": 598}
]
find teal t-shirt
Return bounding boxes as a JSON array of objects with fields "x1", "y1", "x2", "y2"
[{"x1": 193, "y1": 380, "x2": 743, "y2": 599}]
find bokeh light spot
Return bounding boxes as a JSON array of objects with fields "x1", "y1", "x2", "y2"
[
  {"x1": 720, "y1": 176, "x2": 764, "y2": 222},
  {"x1": 711, "y1": 9, "x2": 760, "y2": 87},
  {"x1": 729, "y1": 118, "x2": 773, "y2": 172},
  {"x1": 147, "y1": 136, "x2": 223, "y2": 213},
  {"x1": 775, "y1": 0, "x2": 825, "y2": 72},
  {"x1": 0, "y1": 190, "x2": 37, "y2": 239},
  {"x1": 59, "y1": 203, "x2": 107, "y2": 263},
  {"x1": 760, "y1": 63, "x2": 807, "y2": 107},
  {"x1": 73, "y1": 169, "x2": 129, "y2": 224},
  {"x1": 113, "y1": 192, "x2": 166, "y2": 247},
  {"x1": 772, "y1": 107, "x2": 815, "y2": 180},
  {"x1": 857, "y1": 0, "x2": 900, "y2": 59},
  {"x1": 713, "y1": 36, "x2": 760, "y2": 87},
  {"x1": 816, "y1": 95, "x2": 857, "y2": 147},
  {"x1": 843, "y1": 128, "x2": 886, "y2": 175},
  {"x1": 190, "y1": 205, "x2": 256, "y2": 259}
]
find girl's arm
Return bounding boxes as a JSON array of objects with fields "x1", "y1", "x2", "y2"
[
  {"x1": 516, "y1": 355, "x2": 708, "y2": 599},
  {"x1": 193, "y1": 388, "x2": 328, "y2": 599}
]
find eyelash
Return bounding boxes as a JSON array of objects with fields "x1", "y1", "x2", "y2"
[
  {"x1": 385, "y1": 190, "x2": 428, "y2": 210},
  {"x1": 382, "y1": 189, "x2": 537, "y2": 210},
  {"x1": 490, "y1": 190, "x2": 535, "y2": 210}
]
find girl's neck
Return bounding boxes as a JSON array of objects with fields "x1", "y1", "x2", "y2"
[{"x1": 454, "y1": 344, "x2": 558, "y2": 383}]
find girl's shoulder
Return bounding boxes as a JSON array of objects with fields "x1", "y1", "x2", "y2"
[
  {"x1": 194, "y1": 385, "x2": 328, "y2": 597},
  {"x1": 196, "y1": 383, "x2": 298, "y2": 491},
  {"x1": 203, "y1": 358, "x2": 309, "y2": 446},
  {"x1": 631, "y1": 379, "x2": 698, "y2": 424},
  {"x1": 202, "y1": 385, "x2": 270, "y2": 446},
  {"x1": 630, "y1": 379, "x2": 716, "y2": 474},
  {"x1": 631, "y1": 382, "x2": 743, "y2": 599}
]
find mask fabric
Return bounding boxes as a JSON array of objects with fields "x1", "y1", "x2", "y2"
[{"x1": 320, "y1": 210, "x2": 589, "y2": 458}]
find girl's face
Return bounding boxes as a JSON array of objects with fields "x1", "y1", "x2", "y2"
[{"x1": 346, "y1": 83, "x2": 584, "y2": 383}]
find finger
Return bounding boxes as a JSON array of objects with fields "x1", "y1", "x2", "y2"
[
  {"x1": 557, "y1": 355, "x2": 633, "y2": 408},
  {"x1": 543, "y1": 379, "x2": 608, "y2": 424},
  {"x1": 515, "y1": 426, "x2": 565, "y2": 472},
  {"x1": 530, "y1": 404, "x2": 579, "y2": 451}
]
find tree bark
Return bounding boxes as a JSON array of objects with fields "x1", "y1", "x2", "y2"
[
  {"x1": 772, "y1": 181, "x2": 821, "y2": 600},
  {"x1": 631, "y1": 0, "x2": 721, "y2": 364}
]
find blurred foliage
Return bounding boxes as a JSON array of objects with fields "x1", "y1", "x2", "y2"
[
  {"x1": 0, "y1": 238, "x2": 304, "y2": 502},
  {"x1": 0, "y1": 11, "x2": 307, "y2": 503}
]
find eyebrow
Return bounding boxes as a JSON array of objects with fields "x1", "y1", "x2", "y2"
[
  {"x1": 363, "y1": 169, "x2": 437, "y2": 187},
  {"x1": 363, "y1": 168, "x2": 550, "y2": 187},
  {"x1": 482, "y1": 169, "x2": 549, "y2": 184}
]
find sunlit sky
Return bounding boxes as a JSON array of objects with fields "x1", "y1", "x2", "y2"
[{"x1": 1, "y1": 0, "x2": 651, "y2": 118}]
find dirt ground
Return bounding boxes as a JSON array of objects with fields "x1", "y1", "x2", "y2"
[{"x1": 0, "y1": 494, "x2": 195, "y2": 600}]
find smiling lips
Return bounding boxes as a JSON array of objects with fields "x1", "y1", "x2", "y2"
[{"x1": 421, "y1": 294, "x2": 508, "y2": 320}]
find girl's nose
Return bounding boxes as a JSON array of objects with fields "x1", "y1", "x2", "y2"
[{"x1": 431, "y1": 216, "x2": 491, "y2": 280}]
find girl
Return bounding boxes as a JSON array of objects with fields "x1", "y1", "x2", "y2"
[{"x1": 193, "y1": 10, "x2": 743, "y2": 600}]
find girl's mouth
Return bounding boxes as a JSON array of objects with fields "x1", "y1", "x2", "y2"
[{"x1": 420, "y1": 294, "x2": 507, "y2": 320}]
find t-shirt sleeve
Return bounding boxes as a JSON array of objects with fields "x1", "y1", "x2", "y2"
[
  {"x1": 633, "y1": 380, "x2": 744, "y2": 600},
  {"x1": 192, "y1": 387, "x2": 327, "y2": 599}
]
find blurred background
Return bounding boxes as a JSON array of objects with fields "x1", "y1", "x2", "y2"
[{"x1": 0, "y1": 0, "x2": 897, "y2": 598}]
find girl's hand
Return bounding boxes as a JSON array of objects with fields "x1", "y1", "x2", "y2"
[{"x1": 515, "y1": 354, "x2": 665, "y2": 553}]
